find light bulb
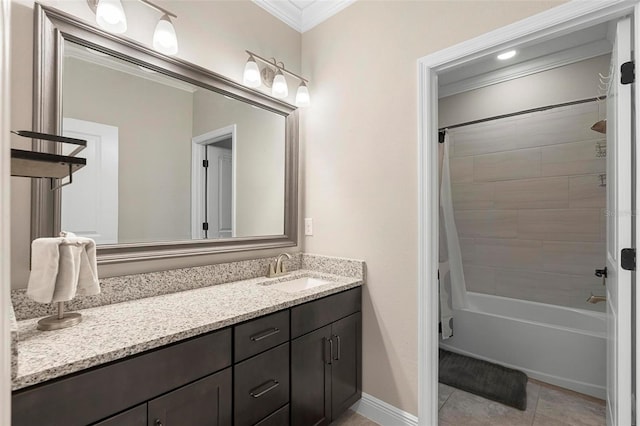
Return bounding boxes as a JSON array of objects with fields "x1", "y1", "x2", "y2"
[
  {"x1": 295, "y1": 81, "x2": 310, "y2": 107},
  {"x1": 272, "y1": 69, "x2": 288, "y2": 99},
  {"x1": 243, "y1": 57, "x2": 261, "y2": 88},
  {"x1": 153, "y1": 15, "x2": 178, "y2": 55},
  {"x1": 96, "y1": 0, "x2": 127, "y2": 34}
]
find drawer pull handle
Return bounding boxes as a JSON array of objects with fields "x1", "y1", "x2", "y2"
[
  {"x1": 250, "y1": 379, "x2": 280, "y2": 398},
  {"x1": 325, "y1": 337, "x2": 334, "y2": 365},
  {"x1": 250, "y1": 327, "x2": 280, "y2": 342},
  {"x1": 334, "y1": 335, "x2": 341, "y2": 360}
]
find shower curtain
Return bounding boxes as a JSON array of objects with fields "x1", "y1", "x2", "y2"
[{"x1": 439, "y1": 131, "x2": 468, "y2": 339}]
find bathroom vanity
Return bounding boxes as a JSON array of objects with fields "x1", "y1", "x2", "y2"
[{"x1": 10, "y1": 255, "x2": 364, "y2": 426}]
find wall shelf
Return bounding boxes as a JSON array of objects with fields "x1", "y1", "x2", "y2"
[
  {"x1": 10, "y1": 149, "x2": 86, "y2": 179},
  {"x1": 10, "y1": 130, "x2": 87, "y2": 185}
]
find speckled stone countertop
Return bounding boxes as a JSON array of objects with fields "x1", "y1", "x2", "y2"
[
  {"x1": 13, "y1": 262, "x2": 364, "y2": 391},
  {"x1": 9, "y1": 305, "x2": 17, "y2": 380}
]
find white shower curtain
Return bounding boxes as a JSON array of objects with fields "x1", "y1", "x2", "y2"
[{"x1": 439, "y1": 131, "x2": 468, "y2": 339}]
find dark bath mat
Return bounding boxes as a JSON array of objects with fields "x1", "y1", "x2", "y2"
[{"x1": 439, "y1": 349, "x2": 528, "y2": 410}]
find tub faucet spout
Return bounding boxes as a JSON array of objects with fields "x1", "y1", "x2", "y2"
[{"x1": 587, "y1": 293, "x2": 606, "y2": 304}]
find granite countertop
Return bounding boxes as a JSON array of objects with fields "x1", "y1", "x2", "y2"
[{"x1": 13, "y1": 269, "x2": 363, "y2": 390}]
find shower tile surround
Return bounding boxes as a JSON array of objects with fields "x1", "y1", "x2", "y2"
[
  {"x1": 10, "y1": 253, "x2": 365, "y2": 389},
  {"x1": 448, "y1": 102, "x2": 606, "y2": 311}
]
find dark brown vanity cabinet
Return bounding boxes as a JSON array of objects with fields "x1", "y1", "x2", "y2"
[
  {"x1": 12, "y1": 329, "x2": 232, "y2": 426},
  {"x1": 12, "y1": 287, "x2": 362, "y2": 426},
  {"x1": 291, "y1": 289, "x2": 362, "y2": 425},
  {"x1": 233, "y1": 311, "x2": 291, "y2": 426}
]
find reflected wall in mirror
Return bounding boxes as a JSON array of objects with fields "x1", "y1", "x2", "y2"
[
  {"x1": 33, "y1": 4, "x2": 298, "y2": 263},
  {"x1": 61, "y1": 41, "x2": 285, "y2": 245}
]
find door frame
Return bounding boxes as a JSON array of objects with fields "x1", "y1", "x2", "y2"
[
  {"x1": 191, "y1": 125, "x2": 237, "y2": 239},
  {"x1": 417, "y1": 1, "x2": 638, "y2": 424}
]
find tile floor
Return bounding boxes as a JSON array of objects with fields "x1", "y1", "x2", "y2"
[{"x1": 332, "y1": 379, "x2": 606, "y2": 426}]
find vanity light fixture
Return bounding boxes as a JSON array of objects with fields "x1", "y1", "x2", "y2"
[
  {"x1": 497, "y1": 50, "x2": 517, "y2": 60},
  {"x1": 272, "y1": 69, "x2": 289, "y2": 99},
  {"x1": 90, "y1": 0, "x2": 179, "y2": 55},
  {"x1": 140, "y1": 0, "x2": 179, "y2": 55},
  {"x1": 243, "y1": 50, "x2": 311, "y2": 107},
  {"x1": 295, "y1": 81, "x2": 310, "y2": 107},
  {"x1": 95, "y1": 0, "x2": 127, "y2": 34},
  {"x1": 243, "y1": 55, "x2": 262, "y2": 88},
  {"x1": 152, "y1": 14, "x2": 178, "y2": 55}
]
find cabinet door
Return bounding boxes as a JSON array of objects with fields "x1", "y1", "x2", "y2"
[
  {"x1": 94, "y1": 404, "x2": 146, "y2": 426},
  {"x1": 147, "y1": 368, "x2": 232, "y2": 426},
  {"x1": 291, "y1": 325, "x2": 332, "y2": 426},
  {"x1": 331, "y1": 312, "x2": 362, "y2": 421}
]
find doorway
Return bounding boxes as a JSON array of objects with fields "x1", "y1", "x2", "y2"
[
  {"x1": 191, "y1": 125, "x2": 237, "y2": 239},
  {"x1": 417, "y1": 2, "x2": 639, "y2": 425}
]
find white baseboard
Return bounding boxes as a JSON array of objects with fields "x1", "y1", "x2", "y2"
[{"x1": 351, "y1": 393, "x2": 418, "y2": 426}]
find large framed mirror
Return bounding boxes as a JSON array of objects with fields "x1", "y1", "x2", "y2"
[{"x1": 32, "y1": 4, "x2": 298, "y2": 263}]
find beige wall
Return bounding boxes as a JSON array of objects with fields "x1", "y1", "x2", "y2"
[
  {"x1": 10, "y1": 0, "x2": 301, "y2": 289},
  {"x1": 301, "y1": 0, "x2": 565, "y2": 415},
  {"x1": 192, "y1": 90, "x2": 285, "y2": 237},
  {"x1": 64, "y1": 56, "x2": 193, "y2": 243}
]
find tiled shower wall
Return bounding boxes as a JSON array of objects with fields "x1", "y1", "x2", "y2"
[{"x1": 448, "y1": 102, "x2": 606, "y2": 312}]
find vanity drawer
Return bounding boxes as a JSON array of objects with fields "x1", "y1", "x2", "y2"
[
  {"x1": 291, "y1": 287, "x2": 361, "y2": 338},
  {"x1": 255, "y1": 404, "x2": 289, "y2": 426},
  {"x1": 234, "y1": 343, "x2": 290, "y2": 426},
  {"x1": 234, "y1": 310, "x2": 290, "y2": 362},
  {"x1": 12, "y1": 328, "x2": 231, "y2": 426}
]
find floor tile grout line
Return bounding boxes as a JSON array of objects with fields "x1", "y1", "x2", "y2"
[
  {"x1": 530, "y1": 387, "x2": 541, "y2": 426},
  {"x1": 439, "y1": 388, "x2": 457, "y2": 412}
]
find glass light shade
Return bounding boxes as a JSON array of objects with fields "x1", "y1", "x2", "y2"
[
  {"x1": 272, "y1": 70, "x2": 288, "y2": 99},
  {"x1": 96, "y1": 0, "x2": 127, "y2": 34},
  {"x1": 153, "y1": 15, "x2": 178, "y2": 55},
  {"x1": 295, "y1": 82, "x2": 310, "y2": 107},
  {"x1": 243, "y1": 58, "x2": 261, "y2": 88}
]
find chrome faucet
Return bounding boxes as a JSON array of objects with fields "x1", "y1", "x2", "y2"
[{"x1": 268, "y1": 253, "x2": 292, "y2": 278}]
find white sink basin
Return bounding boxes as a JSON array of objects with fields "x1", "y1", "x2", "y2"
[{"x1": 267, "y1": 276, "x2": 333, "y2": 293}]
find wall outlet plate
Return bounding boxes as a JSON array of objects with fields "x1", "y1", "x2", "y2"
[{"x1": 304, "y1": 218, "x2": 313, "y2": 236}]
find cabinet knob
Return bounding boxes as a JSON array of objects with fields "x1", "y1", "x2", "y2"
[{"x1": 155, "y1": 420, "x2": 163, "y2": 426}]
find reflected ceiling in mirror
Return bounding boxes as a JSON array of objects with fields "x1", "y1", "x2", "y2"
[{"x1": 61, "y1": 41, "x2": 285, "y2": 245}]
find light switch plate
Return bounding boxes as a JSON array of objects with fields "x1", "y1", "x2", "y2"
[{"x1": 304, "y1": 218, "x2": 313, "y2": 236}]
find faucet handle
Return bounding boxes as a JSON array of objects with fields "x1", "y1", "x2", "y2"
[{"x1": 268, "y1": 263, "x2": 277, "y2": 278}]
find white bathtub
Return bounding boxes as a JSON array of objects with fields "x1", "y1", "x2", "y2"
[{"x1": 440, "y1": 292, "x2": 606, "y2": 399}]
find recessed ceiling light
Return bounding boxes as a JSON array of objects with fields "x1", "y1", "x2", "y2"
[{"x1": 497, "y1": 50, "x2": 517, "y2": 60}]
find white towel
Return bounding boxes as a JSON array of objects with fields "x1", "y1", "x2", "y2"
[{"x1": 27, "y1": 232, "x2": 100, "y2": 304}]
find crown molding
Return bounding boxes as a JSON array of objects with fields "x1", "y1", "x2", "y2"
[
  {"x1": 253, "y1": 0, "x2": 302, "y2": 32},
  {"x1": 301, "y1": 0, "x2": 356, "y2": 32},
  {"x1": 252, "y1": 0, "x2": 356, "y2": 33}
]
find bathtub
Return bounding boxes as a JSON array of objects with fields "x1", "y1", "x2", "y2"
[{"x1": 439, "y1": 292, "x2": 606, "y2": 399}]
